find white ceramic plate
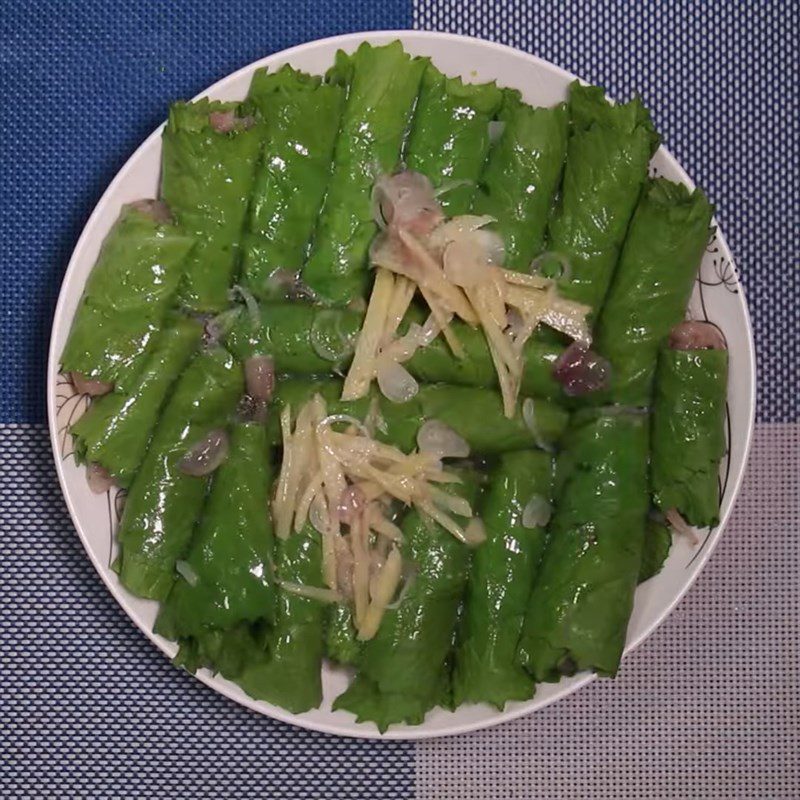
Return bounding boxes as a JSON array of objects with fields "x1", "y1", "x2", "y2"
[{"x1": 47, "y1": 30, "x2": 756, "y2": 739}]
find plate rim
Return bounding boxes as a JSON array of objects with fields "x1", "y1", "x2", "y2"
[{"x1": 46, "y1": 29, "x2": 757, "y2": 740}]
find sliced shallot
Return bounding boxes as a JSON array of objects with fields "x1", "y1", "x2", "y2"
[
  {"x1": 553, "y1": 342, "x2": 611, "y2": 396},
  {"x1": 522, "y1": 397, "x2": 554, "y2": 453},
  {"x1": 417, "y1": 419, "x2": 470, "y2": 459},
  {"x1": 669, "y1": 320, "x2": 727, "y2": 351},
  {"x1": 371, "y1": 171, "x2": 444, "y2": 237},
  {"x1": 376, "y1": 359, "x2": 419, "y2": 403},
  {"x1": 71, "y1": 372, "x2": 113, "y2": 397},
  {"x1": 129, "y1": 199, "x2": 172, "y2": 224},
  {"x1": 86, "y1": 462, "x2": 114, "y2": 494},
  {"x1": 244, "y1": 355, "x2": 275, "y2": 402},
  {"x1": 209, "y1": 109, "x2": 237, "y2": 133},
  {"x1": 179, "y1": 428, "x2": 229, "y2": 476},
  {"x1": 522, "y1": 494, "x2": 552, "y2": 528}
]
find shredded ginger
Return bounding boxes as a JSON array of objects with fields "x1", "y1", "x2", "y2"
[
  {"x1": 271, "y1": 395, "x2": 477, "y2": 639},
  {"x1": 343, "y1": 171, "x2": 592, "y2": 417}
]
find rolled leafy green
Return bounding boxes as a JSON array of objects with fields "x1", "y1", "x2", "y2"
[
  {"x1": 639, "y1": 520, "x2": 672, "y2": 583},
  {"x1": 161, "y1": 99, "x2": 264, "y2": 311},
  {"x1": 242, "y1": 66, "x2": 345, "y2": 299},
  {"x1": 226, "y1": 302, "x2": 566, "y2": 401},
  {"x1": 70, "y1": 317, "x2": 202, "y2": 488},
  {"x1": 266, "y1": 378, "x2": 568, "y2": 455},
  {"x1": 454, "y1": 450, "x2": 553, "y2": 708},
  {"x1": 155, "y1": 422, "x2": 275, "y2": 641},
  {"x1": 404, "y1": 64, "x2": 502, "y2": 215},
  {"x1": 235, "y1": 524, "x2": 327, "y2": 714},
  {"x1": 61, "y1": 203, "x2": 194, "y2": 389},
  {"x1": 651, "y1": 346, "x2": 728, "y2": 528},
  {"x1": 471, "y1": 92, "x2": 568, "y2": 270},
  {"x1": 517, "y1": 410, "x2": 649, "y2": 680},
  {"x1": 334, "y1": 472, "x2": 479, "y2": 731},
  {"x1": 225, "y1": 302, "x2": 362, "y2": 374},
  {"x1": 116, "y1": 347, "x2": 244, "y2": 600},
  {"x1": 548, "y1": 83, "x2": 659, "y2": 315},
  {"x1": 302, "y1": 42, "x2": 426, "y2": 305},
  {"x1": 405, "y1": 320, "x2": 566, "y2": 401},
  {"x1": 592, "y1": 179, "x2": 714, "y2": 405},
  {"x1": 325, "y1": 604, "x2": 361, "y2": 666}
]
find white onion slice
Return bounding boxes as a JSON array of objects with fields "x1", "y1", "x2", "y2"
[
  {"x1": 376, "y1": 359, "x2": 419, "y2": 403},
  {"x1": 309, "y1": 310, "x2": 356, "y2": 362},
  {"x1": 522, "y1": 494, "x2": 552, "y2": 528},
  {"x1": 176, "y1": 560, "x2": 199, "y2": 587},
  {"x1": 522, "y1": 397, "x2": 554, "y2": 453},
  {"x1": 371, "y1": 171, "x2": 444, "y2": 236},
  {"x1": 230, "y1": 284, "x2": 260, "y2": 327},
  {"x1": 529, "y1": 251, "x2": 572, "y2": 281},
  {"x1": 86, "y1": 462, "x2": 114, "y2": 494},
  {"x1": 309, "y1": 493, "x2": 328, "y2": 535},
  {"x1": 318, "y1": 414, "x2": 370, "y2": 438},
  {"x1": 417, "y1": 419, "x2": 470, "y2": 459},
  {"x1": 179, "y1": 429, "x2": 229, "y2": 476}
]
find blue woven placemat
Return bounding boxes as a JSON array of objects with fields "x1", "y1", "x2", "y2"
[{"x1": 2, "y1": 2, "x2": 797, "y2": 798}]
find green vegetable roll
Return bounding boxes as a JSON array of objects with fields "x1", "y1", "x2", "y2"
[
  {"x1": 226, "y1": 302, "x2": 566, "y2": 401},
  {"x1": 302, "y1": 42, "x2": 426, "y2": 305},
  {"x1": 70, "y1": 317, "x2": 202, "y2": 488},
  {"x1": 548, "y1": 83, "x2": 659, "y2": 315},
  {"x1": 61, "y1": 203, "x2": 194, "y2": 389},
  {"x1": 592, "y1": 179, "x2": 714, "y2": 405},
  {"x1": 155, "y1": 422, "x2": 276, "y2": 641},
  {"x1": 235, "y1": 524, "x2": 327, "y2": 714},
  {"x1": 325, "y1": 604, "x2": 361, "y2": 666},
  {"x1": 651, "y1": 330, "x2": 728, "y2": 528},
  {"x1": 471, "y1": 92, "x2": 568, "y2": 270},
  {"x1": 404, "y1": 64, "x2": 502, "y2": 215},
  {"x1": 639, "y1": 520, "x2": 672, "y2": 583},
  {"x1": 334, "y1": 472, "x2": 479, "y2": 731},
  {"x1": 225, "y1": 302, "x2": 362, "y2": 374},
  {"x1": 242, "y1": 66, "x2": 345, "y2": 299},
  {"x1": 161, "y1": 99, "x2": 264, "y2": 311},
  {"x1": 116, "y1": 348, "x2": 244, "y2": 600},
  {"x1": 266, "y1": 378, "x2": 567, "y2": 455},
  {"x1": 517, "y1": 409, "x2": 649, "y2": 680},
  {"x1": 454, "y1": 450, "x2": 553, "y2": 709}
]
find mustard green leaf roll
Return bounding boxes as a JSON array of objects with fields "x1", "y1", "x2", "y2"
[
  {"x1": 242, "y1": 66, "x2": 345, "y2": 299},
  {"x1": 155, "y1": 422, "x2": 276, "y2": 641},
  {"x1": 302, "y1": 42, "x2": 426, "y2": 305},
  {"x1": 592, "y1": 179, "x2": 714, "y2": 405},
  {"x1": 116, "y1": 348, "x2": 244, "y2": 600},
  {"x1": 235, "y1": 524, "x2": 327, "y2": 714},
  {"x1": 60, "y1": 203, "x2": 194, "y2": 389},
  {"x1": 325, "y1": 604, "x2": 361, "y2": 666},
  {"x1": 161, "y1": 99, "x2": 264, "y2": 311},
  {"x1": 471, "y1": 92, "x2": 569, "y2": 271},
  {"x1": 651, "y1": 346, "x2": 728, "y2": 528},
  {"x1": 453, "y1": 450, "x2": 554, "y2": 709},
  {"x1": 226, "y1": 302, "x2": 567, "y2": 401},
  {"x1": 265, "y1": 378, "x2": 567, "y2": 455},
  {"x1": 70, "y1": 317, "x2": 202, "y2": 488},
  {"x1": 548, "y1": 83, "x2": 659, "y2": 315},
  {"x1": 334, "y1": 472, "x2": 479, "y2": 731},
  {"x1": 404, "y1": 64, "x2": 503, "y2": 215},
  {"x1": 517, "y1": 410, "x2": 650, "y2": 681},
  {"x1": 639, "y1": 520, "x2": 673, "y2": 583}
]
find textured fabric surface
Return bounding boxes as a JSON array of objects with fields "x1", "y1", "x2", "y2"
[
  {"x1": 2, "y1": 1, "x2": 798, "y2": 798},
  {"x1": 415, "y1": 425, "x2": 799, "y2": 800}
]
